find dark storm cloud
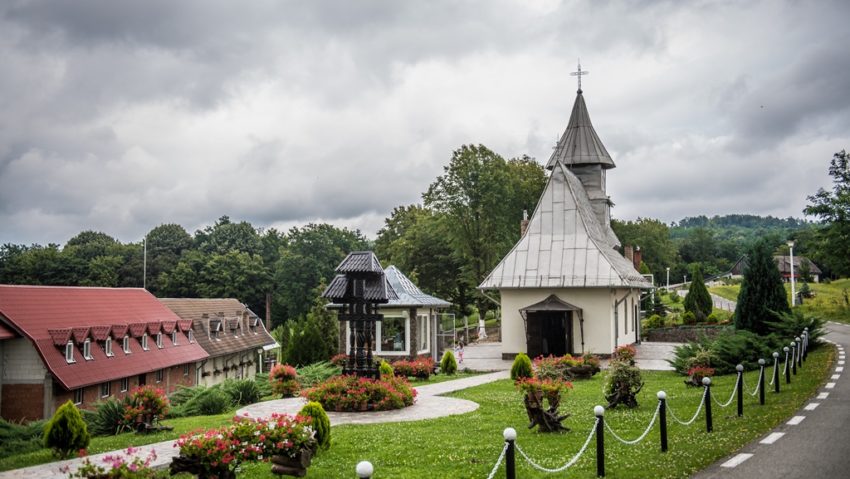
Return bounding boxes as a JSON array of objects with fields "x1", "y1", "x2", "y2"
[{"x1": 0, "y1": 0, "x2": 848, "y2": 245}]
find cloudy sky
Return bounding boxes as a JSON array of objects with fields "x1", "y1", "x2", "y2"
[{"x1": 2, "y1": 0, "x2": 849, "y2": 246}]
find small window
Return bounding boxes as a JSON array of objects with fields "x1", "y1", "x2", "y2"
[
  {"x1": 171, "y1": 331, "x2": 178, "y2": 346},
  {"x1": 100, "y1": 382, "x2": 111, "y2": 398},
  {"x1": 141, "y1": 335, "x2": 149, "y2": 351},
  {"x1": 65, "y1": 342, "x2": 76, "y2": 363},
  {"x1": 120, "y1": 377, "x2": 129, "y2": 392},
  {"x1": 83, "y1": 339, "x2": 93, "y2": 360},
  {"x1": 183, "y1": 364, "x2": 190, "y2": 376},
  {"x1": 155, "y1": 369, "x2": 163, "y2": 383},
  {"x1": 123, "y1": 335, "x2": 130, "y2": 354},
  {"x1": 188, "y1": 330, "x2": 195, "y2": 343},
  {"x1": 105, "y1": 337, "x2": 114, "y2": 357},
  {"x1": 156, "y1": 332, "x2": 163, "y2": 349},
  {"x1": 73, "y1": 388, "x2": 83, "y2": 405}
]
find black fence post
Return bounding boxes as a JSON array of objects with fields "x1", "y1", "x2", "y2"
[
  {"x1": 803, "y1": 328, "x2": 809, "y2": 361},
  {"x1": 658, "y1": 391, "x2": 668, "y2": 453},
  {"x1": 503, "y1": 428, "x2": 516, "y2": 479},
  {"x1": 791, "y1": 341, "x2": 798, "y2": 376},
  {"x1": 773, "y1": 352, "x2": 780, "y2": 393},
  {"x1": 795, "y1": 336, "x2": 803, "y2": 369},
  {"x1": 356, "y1": 460, "x2": 374, "y2": 479},
  {"x1": 758, "y1": 359, "x2": 766, "y2": 405},
  {"x1": 703, "y1": 377, "x2": 713, "y2": 433},
  {"x1": 736, "y1": 364, "x2": 744, "y2": 417},
  {"x1": 784, "y1": 347, "x2": 791, "y2": 384},
  {"x1": 595, "y1": 405, "x2": 605, "y2": 477}
]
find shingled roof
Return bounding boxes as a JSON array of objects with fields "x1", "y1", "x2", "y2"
[
  {"x1": 545, "y1": 90, "x2": 615, "y2": 170},
  {"x1": 479, "y1": 162, "x2": 651, "y2": 289},
  {"x1": 384, "y1": 266, "x2": 451, "y2": 308},
  {"x1": 0, "y1": 285, "x2": 208, "y2": 390},
  {"x1": 158, "y1": 298, "x2": 276, "y2": 359}
]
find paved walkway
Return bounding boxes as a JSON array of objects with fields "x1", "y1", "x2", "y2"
[{"x1": 694, "y1": 321, "x2": 849, "y2": 478}]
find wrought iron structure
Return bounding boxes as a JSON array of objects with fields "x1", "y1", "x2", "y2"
[{"x1": 322, "y1": 251, "x2": 391, "y2": 378}]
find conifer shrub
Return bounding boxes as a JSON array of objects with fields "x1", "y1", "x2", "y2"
[
  {"x1": 510, "y1": 353, "x2": 533, "y2": 381},
  {"x1": 440, "y1": 350, "x2": 458, "y2": 375},
  {"x1": 379, "y1": 360, "x2": 394, "y2": 377},
  {"x1": 298, "y1": 401, "x2": 331, "y2": 451},
  {"x1": 43, "y1": 400, "x2": 90, "y2": 458},
  {"x1": 184, "y1": 387, "x2": 231, "y2": 416}
]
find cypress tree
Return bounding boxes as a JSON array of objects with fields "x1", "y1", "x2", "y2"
[
  {"x1": 683, "y1": 265, "x2": 712, "y2": 321},
  {"x1": 734, "y1": 240, "x2": 790, "y2": 335}
]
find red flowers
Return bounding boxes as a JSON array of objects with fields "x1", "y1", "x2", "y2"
[
  {"x1": 270, "y1": 363, "x2": 300, "y2": 397},
  {"x1": 391, "y1": 356, "x2": 435, "y2": 379},
  {"x1": 303, "y1": 374, "x2": 416, "y2": 411}
]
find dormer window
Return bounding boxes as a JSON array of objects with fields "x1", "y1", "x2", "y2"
[
  {"x1": 123, "y1": 335, "x2": 130, "y2": 354},
  {"x1": 141, "y1": 334, "x2": 149, "y2": 351},
  {"x1": 188, "y1": 330, "x2": 195, "y2": 343},
  {"x1": 105, "y1": 337, "x2": 114, "y2": 357},
  {"x1": 83, "y1": 339, "x2": 93, "y2": 360},
  {"x1": 156, "y1": 332, "x2": 163, "y2": 349},
  {"x1": 171, "y1": 330, "x2": 178, "y2": 346},
  {"x1": 65, "y1": 341, "x2": 76, "y2": 363}
]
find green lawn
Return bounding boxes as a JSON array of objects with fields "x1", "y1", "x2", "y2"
[
  {"x1": 2, "y1": 347, "x2": 832, "y2": 477},
  {"x1": 710, "y1": 279, "x2": 850, "y2": 323},
  {"x1": 234, "y1": 347, "x2": 833, "y2": 478}
]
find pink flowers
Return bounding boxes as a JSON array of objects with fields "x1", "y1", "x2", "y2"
[
  {"x1": 270, "y1": 363, "x2": 300, "y2": 397},
  {"x1": 303, "y1": 374, "x2": 416, "y2": 411},
  {"x1": 67, "y1": 447, "x2": 158, "y2": 478}
]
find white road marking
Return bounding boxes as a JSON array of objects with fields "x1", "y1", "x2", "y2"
[
  {"x1": 804, "y1": 403, "x2": 820, "y2": 411},
  {"x1": 818, "y1": 392, "x2": 830, "y2": 399},
  {"x1": 721, "y1": 453, "x2": 754, "y2": 468},
  {"x1": 787, "y1": 416, "x2": 806, "y2": 425},
  {"x1": 839, "y1": 361, "x2": 845, "y2": 365},
  {"x1": 832, "y1": 374, "x2": 841, "y2": 380},
  {"x1": 760, "y1": 432, "x2": 785, "y2": 444},
  {"x1": 837, "y1": 367, "x2": 844, "y2": 372},
  {"x1": 826, "y1": 382, "x2": 836, "y2": 389}
]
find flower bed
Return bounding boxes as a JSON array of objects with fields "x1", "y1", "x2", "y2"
[
  {"x1": 304, "y1": 374, "x2": 416, "y2": 412},
  {"x1": 172, "y1": 413, "x2": 316, "y2": 478},
  {"x1": 392, "y1": 356, "x2": 435, "y2": 379},
  {"x1": 122, "y1": 385, "x2": 170, "y2": 432},
  {"x1": 64, "y1": 446, "x2": 158, "y2": 478}
]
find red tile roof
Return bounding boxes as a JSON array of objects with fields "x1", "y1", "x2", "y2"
[{"x1": 0, "y1": 285, "x2": 209, "y2": 390}]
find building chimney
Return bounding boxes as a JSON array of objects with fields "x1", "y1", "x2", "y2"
[
  {"x1": 520, "y1": 210, "x2": 529, "y2": 237},
  {"x1": 624, "y1": 245, "x2": 634, "y2": 263},
  {"x1": 633, "y1": 246, "x2": 642, "y2": 271}
]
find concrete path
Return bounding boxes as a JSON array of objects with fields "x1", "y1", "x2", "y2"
[
  {"x1": 633, "y1": 341, "x2": 678, "y2": 371},
  {"x1": 710, "y1": 293, "x2": 736, "y2": 312},
  {"x1": 458, "y1": 342, "x2": 512, "y2": 372},
  {"x1": 693, "y1": 321, "x2": 850, "y2": 478}
]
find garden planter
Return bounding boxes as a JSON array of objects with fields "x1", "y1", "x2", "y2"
[
  {"x1": 565, "y1": 365, "x2": 598, "y2": 380},
  {"x1": 170, "y1": 455, "x2": 236, "y2": 479},
  {"x1": 270, "y1": 447, "x2": 315, "y2": 477}
]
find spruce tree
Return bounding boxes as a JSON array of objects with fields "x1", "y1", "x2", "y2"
[
  {"x1": 683, "y1": 265, "x2": 712, "y2": 321},
  {"x1": 734, "y1": 240, "x2": 790, "y2": 335}
]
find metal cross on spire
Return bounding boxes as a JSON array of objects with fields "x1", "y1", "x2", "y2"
[{"x1": 570, "y1": 59, "x2": 589, "y2": 93}]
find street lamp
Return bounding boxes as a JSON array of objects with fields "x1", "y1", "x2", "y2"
[
  {"x1": 666, "y1": 267, "x2": 670, "y2": 293},
  {"x1": 787, "y1": 241, "x2": 796, "y2": 306}
]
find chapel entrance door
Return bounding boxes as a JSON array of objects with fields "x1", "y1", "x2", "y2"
[{"x1": 526, "y1": 311, "x2": 573, "y2": 358}]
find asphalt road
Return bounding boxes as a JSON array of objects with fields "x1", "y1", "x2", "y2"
[{"x1": 693, "y1": 321, "x2": 850, "y2": 478}]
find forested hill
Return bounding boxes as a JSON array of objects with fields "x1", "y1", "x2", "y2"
[{"x1": 672, "y1": 214, "x2": 810, "y2": 235}]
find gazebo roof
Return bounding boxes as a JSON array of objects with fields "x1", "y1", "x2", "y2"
[{"x1": 384, "y1": 266, "x2": 451, "y2": 308}]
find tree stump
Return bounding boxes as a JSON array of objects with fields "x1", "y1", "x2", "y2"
[
  {"x1": 605, "y1": 380, "x2": 644, "y2": 409},
  {"x1": 270, "y1": 447, "x2": 315, "y2": 477},
  {"x1": 524, "y1": 391, "x2": 570, "y2": 432}
]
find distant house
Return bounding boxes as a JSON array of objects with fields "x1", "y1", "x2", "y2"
[
  {"x1": 729, "y1": 256, "x2": 822, "y2": 283},
  {"x1": 159, "y1": 298, "x2": 277, "y2": 387},
  {"x1": 329, "y1": 262, "x2": 451, "y2": 361},
  {"x1": 0, "y1": 285, "x2": 208, "y2": 422}
]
